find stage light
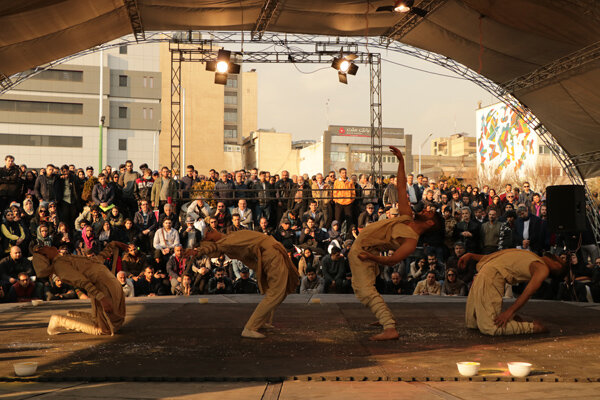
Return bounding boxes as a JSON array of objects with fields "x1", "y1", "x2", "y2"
[
  {"x1": 206, "y1": 49, "x2": 241, "y2": 85},
  {"x1": 331, "y1": 54, "x2": 358, "y2": 84},
  {"x1": 376, "y1": 0, "x2": 428, "y2": 17},
  {"x1": 395, "y1": 1, "x2": 412, "y2": 13}
]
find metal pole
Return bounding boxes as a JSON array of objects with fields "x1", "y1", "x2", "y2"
[
  {"x1": 182, "y1": 87, "x2": 185, "y2": 170},
  {"x1": 98, "y1": 49, "x2": 104, "y2": 171}
]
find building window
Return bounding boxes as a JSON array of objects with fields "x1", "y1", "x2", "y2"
[
  {"x1": 224, "y1": 111, "x2": 237, "y2": 122},
  {"x1": 143, "y1": 77, "x2": 147, "y2": 88},
  {"x1": 118, "y1": 139, "x2": 127, "y2": 151},
  {"x1": 0, "y1": 99, "x2": 83, "y2": 114},
  {"x1": 225, "y1": 78, "x2": 238, "y2": 88},
  {"x1": 224, "y1": 127, "x2": 238, "y2": 138},
  {"x1": 31, "y1": 69, "x2": 83, "y2": 82},
  {"x1": 119, "y1": 45, "x2": 127, "y2": 54},
  {"x1": 149, "y1": 108, "x2": 153, "y2": 119},
  {"x1": 119, "y1": 75, "x2": 128, "y2": 87},
  {"x1": 143, "y1": 108, "x2": 147, "y2": 119},
  {"x1": 330, "y1": 151, "x2": 347, "y2": 162},
  {"x1": 224, "y1": 144, "x2": 241, "y2": 152},
  {"x1": 119, "y1": 106, "x2": 127, "y2": 118},
  {"x1": 224, "y1": 95, "x2": 237, "y2": 105},
  {"x1": 0, "y1": 133, "x2": 82, "y2": 148},
  {"x1": 149, "y1": 76, "x2": 154, "y2": 88}
]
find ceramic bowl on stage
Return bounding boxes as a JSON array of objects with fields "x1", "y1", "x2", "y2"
[
  {"x1": 14, "y1": 362, "x2": 38, "y2": 376},
  {"x1": 507, "y1": 362, "x2": 532, "y2": 377},
  {"x1": 31, "y1": 300, "x2": 43, "y2": 306},
  {"x1": 456, "y1": 362, "x2": 480, "y2": 377}
]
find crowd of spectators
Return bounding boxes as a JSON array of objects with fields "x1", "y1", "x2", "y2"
[{"x1": 0, "y1": 154, "x2": 599, "y2": 304}]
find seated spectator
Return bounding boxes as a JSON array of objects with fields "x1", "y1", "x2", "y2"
[
  {"x1": 441, "y1": 268, "x2": 467, "y2": 296},
  {"x1": 30, "y1": 205, "x2": 50, "y2": 237},
  {"x1": 385, "y1": 271, "x2": 412, "y2": 295},
  {"x1": 158, "y1": 203, "x2": 180, "y2": 231},
  {"x1": 52, "y1": 222, "x2": 73, "y2": 253},
  {"x1": 327, "y1": 220, "x2": 342, "y2": 249},
  {"x1": 98, "y1": 220, "x2": 118, "y2": 249},
  {"x1": 300, "y1": 267, "x2": 324, "y2": 294},
  {"x1": 321, "y1": 247, "x2": 350, "y2": 294},
  {"x1": 207, "y1": 267, "x2": 233, "y2": 294},
  {"x1": 274, "y1": 218, "x2": 295, "y2": 250},
  {"x1": 408, "y1": 257, "x2": 427, "y2": 283},
  {"x1": 413, "y1": 271, "x2": 441, "y2": 295},
  {"x1": 1, "y1": 209, "x2": 26, "y2": 255},
  {"x1": 297, "y1": 247, "x2": 320, "y2": 277},
  {"x1": 183, "y1": 197, "x2": 211, "y2": 223},
  {"x1": 357, "y1": 203, "x2": 377, "y2": 230},
  {"x1": 134, "y1": 200, "x2": 158, "y2": 252},
  {"x1": 174, "y1": 274, "x2": 198, "y2": 296},
  {"x1": 302, "y1": 201, "x2": 324, "y2": 229},
  {"x1": 187, "y1": 255, "x2": 213, "y2": 294},
  {"x1": 227, "y1": 213, "x2": 246, "y2": 233},
  {"x1": 298, "y1": 217, "x2": 328, "y2": 254},
  {"x1": 116, "y1": 270, "x2": 135, "y2": 297},
  {"x1": 254, "y1": 217, "x2": 273, "y2": 235},
  {"x1": 0, "y1": 282, "x2": 11, "y2": 303},
  {"x1": 232, "y1": 267, "x2": 259, "y2": 294},
  {"x1": 424, "y1": 252, "x2": 445, "y2": 281},
  {"x1": 134, "y1": 266, "x2": 168, "y2": 296},
  {"x1": 0, "y1": 246, "x2": 34, "y2": 285},
  {"x1": 153, "y1": 218, "x2": 180, "y2": 264},
  {"x1": 9, "y1": 272, "x2": 40, "y2": 302},
  {"x1": 121, "y1": 243, "x2": 146, "y2": 279},
  {"x1": 92, "y1": 173, "x2": 115, "y2": 212},
  {"x1": 120, "y1": 218, "x2": 139, "y2": 244},
  {"x1": 233, "y1": 199, "x2": 253, "y2": 229},
  {"x1": 166, "y1": 244, "x2": 189, "y2": 294},
  {"x1": 180, "y1": 217, "x2": 202, "y2": 249},
  {"x1": 453, "y1": 207, "x2": 481, "y2": 253},
  {"x1": 211, "y1": 201, "x2": 231, "y2": 233},
  {"x1": 45, "y1": 274, "x2": 77, "y2": 301},
  {"x1": 107, "y1": 206, "x2": 125, "y2": 229}
]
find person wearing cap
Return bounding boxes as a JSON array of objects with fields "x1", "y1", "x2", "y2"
[
  {"x1": 188, "y1": 228, "x2": 299, "y2": 339},
  {"x1": 233, "y1": 266, "x2": 259, "y2": 294},
  {"x1": 349, "y1": 146, "x2": 441, "y2": 341},
  {"x1": 180, "y1": 216, "x2": 202, "y2": 249},
  {"x1": 32, "y1": 241, "x2": 128, "y2": 335}
]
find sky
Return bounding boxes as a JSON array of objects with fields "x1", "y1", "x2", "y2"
[{"x1": 243, "y1": 46, "x2": 497, "y2": 155}]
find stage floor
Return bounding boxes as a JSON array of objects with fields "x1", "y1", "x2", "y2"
[{"x1": 1, "y1": 295, "x2": 600, "y2": 385}]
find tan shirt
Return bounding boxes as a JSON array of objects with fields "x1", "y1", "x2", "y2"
[{"x1": 476, "y1": 249, "x2": 540, "y2": 285}]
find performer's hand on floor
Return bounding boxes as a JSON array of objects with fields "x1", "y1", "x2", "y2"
[
  {"x1": 100, "y1": 297, "x2": 113, "y2": 314},
  {"x1": 494, "y1": 309, "x2": 514, "y2": 328}
]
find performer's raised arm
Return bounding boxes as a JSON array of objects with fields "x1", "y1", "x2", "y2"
[{"x1": 389, "y1": 146, "x2": 412, "y2": 217}]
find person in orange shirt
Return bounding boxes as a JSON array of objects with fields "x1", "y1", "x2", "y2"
[{"x1": 332, "y1": 168, "x2": 355, "y2": 234}]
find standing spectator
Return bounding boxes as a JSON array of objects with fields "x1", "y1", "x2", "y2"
[
  {"x1": 254, "y1": 171, "x2": 273, "y2": 225},
  {"x1": 0, "y1": 155, "x2": 22, "y2": 212},
  {"x1": 214, "y1": 169, "x2": 235, "y2": 210},
  {"x1": 498, "y1": 210, "x2": 518, "y2": 250},
  {"x1": 453, "y1": 207, "x2": 481, "y2": 253},
  {"x1": 134, "y1": 166, "x2": 154, "y2": 204},
  {"x1": 179, "y1": 165, "x2": 197, "y2": 200},
  {"x1": 519, "y1": 182, "x2": 535, "y2": 207},
  {"x1": 302, "y1": 200, "x2": 324, "y2": 229},
  {"x1": 383, "y1": 175, "x2": 398, "y2": 206},
  {"x1": 480, "y1": 209, "x2": 501, "y2": 254},
  {"x1": 291, "y1": 175, "x2": 311, "y2": 217},
  {"x1": 275, "y1": 170, "x2": 293, "y2": 223},
  {"x1": 311, "y1": 173, "x2": 332, "y2": 228},
  {"x1": 332, "y1": 168, "x2": 355, "y2": 234},
  {"x1": 406, "y1": 174, "x2": 421, "y2": 205},
  {"x1": 117, "y1": 160, "x2": 140, "y2": 216},
  {"x1": 233, "y1": 170, "x2": 249, "y2": 202},
  {"x1": 55, "y1": 165, "x2": 78, "y2": 228},
  {"x1": 151, "y1": 167, "x2": 178, "y2": 212},
  {"x1": 515, "y1": 205, "x2": 544, "y2": 254},
  {"x1": 34, "y1": 164, "x2": 57, "y2": 204},
  {"x1": 134, "y1": 200, "x2": 157, "y2": 252}
]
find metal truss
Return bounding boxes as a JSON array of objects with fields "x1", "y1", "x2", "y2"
[
  {"x1": 380, "y1": 0, "x2": 448, "y2": 44},
  {"x1": 501, "y1": 40, "x2": 600, "y2": 94},
  {"x1": 2, "y1": 29, "x2": 599, "y2": 239},
  {"x1": 369, "y1": 54, "x2": 383, "y2": 186},
  {"x1": 251, "y1": 0, "x2": 283, "y2": 40},
  {"x1": 170, "y1": 48, "x2": 182, "y2": 173},
  {"x1": 122, "y1": 0, "x2": 145, "y2": 42}
]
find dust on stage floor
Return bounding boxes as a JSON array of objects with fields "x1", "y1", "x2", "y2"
[{"x1": 1, "y1": 295, "x2": 599, "y2": 382}]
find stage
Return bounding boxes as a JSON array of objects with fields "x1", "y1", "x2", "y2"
[{"x1": 1, "y1": 295, "x2": 600, "y2": 398}]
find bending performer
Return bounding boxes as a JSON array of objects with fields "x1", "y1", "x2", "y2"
[
  {"x1": 32, "y1": 241, "x2": 128, "y2": 336},
  {"x1": 350, "y1": 146, "x2": 441, "y2": 341},
  {"x1": 189, "y1": 229, "x2": 299, "y2": 339},
  {"x1": 459, "y1": 249, "x2": 566, "y2": 335}
]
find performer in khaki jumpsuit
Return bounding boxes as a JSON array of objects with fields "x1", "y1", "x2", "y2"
[
  {"x1": 33, "y1": 241, "x2": 128, "y2": 336},
  {"x1": 191, "y1": 229, "x2": 299, "y2": 339},
  {"x1": 459, "y1": 249, "x2": 565, "y2": 335},
  {"x1": 350, "y1": 146, "x2": 440, "y2": 341}
]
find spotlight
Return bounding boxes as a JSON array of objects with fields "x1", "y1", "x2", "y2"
[
  {"x1": 331, "y1": 53, "x2": 358, "y2": 84},
  {"x1": 395, "y1": 1, "x2": 411, "y2": 13},
  {"x1": 376, "y1": 0, "x2": 428, "y2": 17},
  {"x1": 206, "y1": 49, "x2": 241, "y2": 85}
]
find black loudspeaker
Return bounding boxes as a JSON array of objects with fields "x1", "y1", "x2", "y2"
[{"x1": 546, "y1": 185, "x2": 587, "y2": 233}]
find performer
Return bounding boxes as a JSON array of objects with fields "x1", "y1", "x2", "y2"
[
  {"x1": 350, "y1": 146, "x2": 441, "y2": 341},
  {"x1": 189, "y1": 229, "x2": 299, "y2": 339},
  {"x1": 459, "y1": 249, "x2": 565, "y2": 335},
  {"x1": 32, "y1": 241, "x2": 128, "y2": 336}
]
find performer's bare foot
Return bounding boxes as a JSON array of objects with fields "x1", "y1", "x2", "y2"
[
  {"x1": 369, "y1": 321, "x2": 382, "y2": 327},
  {"x1": 241, "y1": 328, "x2": 266, "y2": 339},
  {"x1": 532, "y1": 320, "x2": 549, "y2": 333},
  {"x1": 262, "y1": 323, "x2": 275, "y2": 329},
  {"x1": 47, "y1": 315, "x2": 61, "y2": 335},
  {"x1": 369, "y1": 327, "x2": 399, "y2": 341}
]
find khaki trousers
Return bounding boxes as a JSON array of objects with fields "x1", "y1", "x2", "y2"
[
  {"x1": 466, "y1": 272, "x2": 534, "y2": 335},
  {"x1": 244, "y1": 252, "x2": 289, "y2": 331},
  {"x1": 348, "y1": 248, "x2": 396, "y2": 329},
  {"x1": 50, "y1": 314, "x2": 103, "y2": 335}
]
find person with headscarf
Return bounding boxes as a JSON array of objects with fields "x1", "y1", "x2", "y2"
[
  {"x1": 441, "y1": 267, "x2": 467, "y2": 296},
  {"x1": 1, "y1": 209, "x2": 26, "y2": 254},
  {"x1": 76, "y1": 225, "x2": 98, "y2": 255},
  {"x1": 32, "y1": 242, "x2": 128, "y2": 335}
]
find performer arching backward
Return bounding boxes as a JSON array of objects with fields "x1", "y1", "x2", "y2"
[
  {"x1": 32, "y1": 241, "x2": 128, "y2": 336},
  {"x1": 188, "y1": 229, "x2": 300, "y2": 339},
  {"x1": 458, "y1": 249, "x2": 566, "y2": 335},
  {"x1": 350, "y1": 146, "x2": 442, "y2": 341}
]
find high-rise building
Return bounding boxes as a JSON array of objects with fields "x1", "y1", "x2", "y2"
[
  {"x1": 158, "y1": 42, "x2": 257, "y2": 174},
  {"x1": 0, "y1": 42, "x2": 161, "y2": 169},
  {"x1": 431, "y1": 133, "x2": 476, "y2": 157}
]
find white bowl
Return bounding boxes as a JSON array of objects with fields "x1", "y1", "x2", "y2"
[
  {"x1": 14, "y1": 362, "x2": 38, "y2": 376},
  {"x1": 31, "y1": 300, "x2": 43, "y2": 307},
  {"x1": 507, "y1": 362, "x2": 532, "y2": 377},
  {"x1": 456, "y1": 362, "x2": 480, "y2": 377}
]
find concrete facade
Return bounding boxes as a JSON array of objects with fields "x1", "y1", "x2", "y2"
[
  {"x1": 431, "y1": 133, "x2": 476, "y2": 157},
  {"x1": 0, "y1": 42, "x2": 161, "y2": 170},
  {"x1": 158, "y1": 43, "x2": 257, "y2": 174},
  {"x1": 243, "y1": 129, "x2": 300, "y2": 175}
]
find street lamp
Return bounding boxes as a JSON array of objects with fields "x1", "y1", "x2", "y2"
[{"x1": 419, "y1": 133, "x2": 433, "y2": 174}]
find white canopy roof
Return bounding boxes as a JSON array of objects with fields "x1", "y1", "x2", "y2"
[{"x1": 1, "y1": 0, "x2": 599, "y2": 176}]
